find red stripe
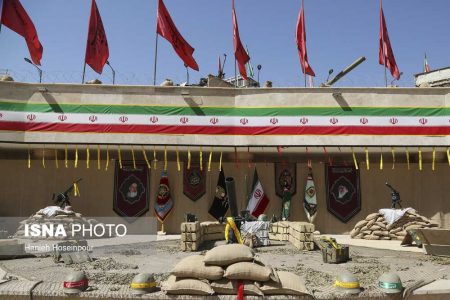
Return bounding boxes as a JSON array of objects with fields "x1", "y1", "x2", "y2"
[
  {"x1": 251, "y1": 194, "x2": 269, "y2": 218},
  {"x1": 0, "y1": 121, "x2": 450, "y2": 135},
  {"x1": 63, "y1": 279, "x2": 88, "y2": 288}
]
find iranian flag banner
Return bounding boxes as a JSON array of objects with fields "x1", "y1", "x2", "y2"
[{"x1": 246, "y1": 169, "x2": 270, "y2": 217}]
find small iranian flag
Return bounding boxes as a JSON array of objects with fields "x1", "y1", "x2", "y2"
[
  {"x1": 246, "y1": 169, "x2": 269, "y2": 217},
  {"x1": 245, "y1": 45, "x2": 254, "y2": 78},
  {"x1": 424, "y1": 53, "x2": 431, "y2": 73}
]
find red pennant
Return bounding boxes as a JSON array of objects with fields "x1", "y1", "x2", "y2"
[
  {"x1": 296, "y1": 0, "x2": 315, "y2": 76},
  {"x1": 157, "y1": 0, "x2": 199, "y2": 71},
  {"x1": 232, "y1": 0, "x2": 250, "y2": 80},
  {"x1": 1, "y1": 0, "x2": 43, "y2": 65},
  {"x1": 85, "y1": 0, "x2": 109, "y2": 74},
  {"x1": 379, "y1": 0, "x2": 400, "y2": 80},
  {"x1": 234, "y1": 147, "x2": 240, "y2": 169}
]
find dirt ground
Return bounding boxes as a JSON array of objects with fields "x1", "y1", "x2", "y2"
[{"x1": 1, "y1": 239, "x2": 449, "y2": 298}]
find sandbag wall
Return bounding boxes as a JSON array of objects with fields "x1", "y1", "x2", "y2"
[
  {"x1": 350, "y1": 209, "x2": 439, "y2": 240},
  {"x1": 163, "y1": 244, "x2": 312, "y2": 297},
  {"x1": 14, "y1": 209, "x2": 101, "y2": 240},
  {"x1": 180, "y1": 221, "x2": 225, "y2": 251}
]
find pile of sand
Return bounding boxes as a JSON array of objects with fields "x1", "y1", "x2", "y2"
[{"x1": 350, "y1": 209, "x2": 439, "y2": 240}]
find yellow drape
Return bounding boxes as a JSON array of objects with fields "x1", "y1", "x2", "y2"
[
  {"x1": 208, "y1": 148, "x2": 213, "y2": 172},
  {"x1": 351, "y1": 147, "x2": 358, "y2": 170},
  {"x1": 142, "y1": 146, "x2": 151, "y2": 169},
  {"x1": 118, "y1": 145, "x2": 123, "y2": 169}
]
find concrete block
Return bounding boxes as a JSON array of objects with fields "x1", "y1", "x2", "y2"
[
  {"x1": 180, "y1": 221, "x2": 200, "y2": 233},
  {"x1": 181, "y1": 232, "x2": 202, "y2": 242}
]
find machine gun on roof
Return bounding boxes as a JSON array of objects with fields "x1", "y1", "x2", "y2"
[{"x1": 53, "y1": 179, "x2": 82, "y2": 209}]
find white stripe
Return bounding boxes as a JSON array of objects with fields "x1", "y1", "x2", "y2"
[
  {"x1": 247, "y1": 181, "x2": 264, "y2": 213},
  {"x1": 0, "y1": 111, "x2": 449, "y2": 127}
]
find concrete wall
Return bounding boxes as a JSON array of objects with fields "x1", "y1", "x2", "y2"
[
  {"x1": 0, "y1": 81, "x2": 449, "y2": 146},
  {"x1": 0, "y1": 158, "x2": 448, "y2": 234}
]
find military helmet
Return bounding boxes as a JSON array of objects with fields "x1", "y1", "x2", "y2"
[
  {"x1": 334, "y1": 272, "x2": 361, "y2": 295},
  {"x1": 130, "y1": 273, "x2": 157, "y2": 295},
  {"x1": 63, "y1": 271, "x2": 88, "y2": 294},
  {"x1": 258, "y1": 214, "x2": 268, "y2": 221},
  {"x1": 378, "y1": 273, "x2": 403, "y2": 294}
]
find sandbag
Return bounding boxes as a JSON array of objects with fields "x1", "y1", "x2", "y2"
[
  {"x1": 163, "y1": 275, "x2": 214, "y2": 295},
  {"x1": 260, "y1": 271, "x2": 311, "y2": 296},
  {"x1": 366, "y1": 213, "x2": 380, "y2": 221},
  {"x1": 369, "y1": 225, "x2": 381, "y2": 231},
  {"x1": 204, "y1": 244, "x2": 254, "y2": 266},
  {"x1": 171, "y1": 255, "x2": 223, "y2": 280},
  {"x1": 350, "y1": 228, "x2": 360, "y2": 238},
  {"x1": 211, "y1": 279, "x2": 263, "y2": 296},
  {"x1": 224, "y1": 261, "x2": 272, "y2": 282},
  {"x1": 354, "y1": 220, "x2": 368, "y2": 229}
]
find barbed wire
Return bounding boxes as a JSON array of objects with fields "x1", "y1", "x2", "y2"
[{"x1": 0, "y1": 68, "x2": 416, "y2": 88}]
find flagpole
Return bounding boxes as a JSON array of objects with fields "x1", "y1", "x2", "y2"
[
  {"x1": 234, "y1": 59, "x2": 237, "y2": 87},
  {"x1": 82, "y1": 63, "x2": 86, "y2": 84},
  {"x1": 381, "y1": 0, "x2": 388, "y2": 87},
  {"x1": 153, "y1": 34, "x2": 159, "y2": 86}
]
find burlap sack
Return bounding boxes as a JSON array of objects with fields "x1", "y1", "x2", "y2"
[
  {"x1": 380, "y1": 236, "x2": 391, "y2": 240},
  {"x1": 260, "y1": 271, "x2": 311, "y2": 296},
  {"x1": 224, "y1": 262, "x2": 272, "y2": 282},
  {"x1": 405, "y1": 224, "x2": 422, "y2": 231},
  {"x1": 204, "y1": 244, "x2": 254, "y2": 266},
  {"x1": 366, "y1": 213, "x2": 380, "y2": 221},
  {"x1": 171, "y1": 255, "x2": 224, "y2": 280},
  {"x1": 211, "y1": 279, "x2": 263, "y2": 296},
  {"x1": 369, "y1": 225, "x2": 381, "y2": 231},
  {"x1": 390, "y1": 227, "x2": 403, "y2": 234},
  {"x1": 350, "y1": 228, "x2": 361, "y2": 238},
  {"x1": 361, "y1": 230, "x2": 372, "y2": 235},
  {"x1": 365, "y1": 235, "x2": 380, "y2": 240},
  {"x1": 376, "y1": 216, "x2": 385, "y2": 222},
  {"x1": 163, "y1": 275, "x2": 214, "y2": 295},
  {"x1": 375, "y1": 222, "x2": 387, "y2": 229},
  {"x1": 354, "y1": 220, "x2": 368, "y2": 229},
  {"x1": 373, "y1": 230, "x2": 389, "y2": 237},
  {"x1": 367, "y1": 218, "x2": 377, "y2": 228}
]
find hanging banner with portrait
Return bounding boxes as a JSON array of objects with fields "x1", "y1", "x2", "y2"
[
  {"x1": 275, "y1": 163, "x2": 296, "y2": 198},
  {"x1": 183, "y1": 164, "x2": 206, "y2": 201},
  {"x1": 326, "y1": 165, "x2": 361, "y2": 223},
  {"x1": 113, "y1": 161, "x2": 150, "y2": 220}
]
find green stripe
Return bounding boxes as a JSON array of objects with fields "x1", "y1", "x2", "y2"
[{"x1": 0, "y1": 101, "x2": 449, "y2": 117}]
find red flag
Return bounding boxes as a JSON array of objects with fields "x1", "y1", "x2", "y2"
[
  {"x1": 157, "y1": 0, "x2": 199, "y2": 71},
  {"x1": 85, "y1": 0, "x2": 109, "y2": 74},
  {"x1": 1, "y1": 0, "x2": 43, "y2": 65},
  {"x1": 379, "y1": 1, "x2": 400, "y2": 80},
  {"x1": 296, "y1": 0, "x2": 315, "y2": 77},
  {"x1": 232, "y1": 0, "x2": 250, "y2": 80},
  {"x1": 246, "y1": 169, "x2": 270, "y2": 218}
]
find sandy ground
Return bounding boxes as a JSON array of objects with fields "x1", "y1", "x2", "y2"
[{"x1": 0, "y1": 239, "x2": 450, "y2": 299}]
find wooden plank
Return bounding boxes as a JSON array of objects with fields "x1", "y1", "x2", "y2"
[
  {"x1": 418, "y1": 229, "x2": 450, "y2": 246},
  {"x1": 423, "y1": 244, "x2": 450, "y2": 257}
]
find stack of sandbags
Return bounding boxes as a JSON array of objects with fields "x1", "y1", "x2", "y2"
[
  {"x1": 164, "y1": 244, "x2": 312, "y2": 297},
  {"x1": 180, "y1": 221, "x2": 203, "y2": 251},
  {"x1": 241, "y1": 221, "x2": 271, "y2": 247},
  {"x1": 14, "y1": 208, "x2": 102, "y2": 240},
  {"x1": 201, "y1": 221, "x2": 225, "y2": 242},
  {"x1": 288, "y1": 222, "x2": 315, "y2": 251},
  {"x1": 350, "y1": 209, "x2": 439, "y2": 241},
  {"x1": 269, "y1": 221, "x2": 290, "y2": 241}
]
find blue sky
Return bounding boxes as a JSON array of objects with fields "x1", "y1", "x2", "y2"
[{"x1": 0, "y1": 0, "x2": 449, "y2": 87}]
